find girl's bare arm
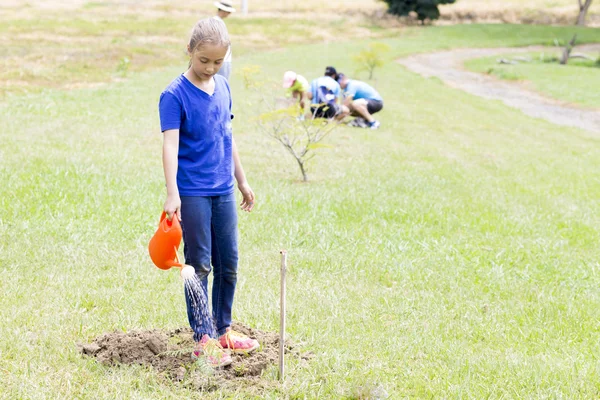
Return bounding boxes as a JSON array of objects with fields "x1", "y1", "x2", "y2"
[
  {"x1": 162, "y1": 129, "x2": 181, "y2": 220},
  {"x1": 232, "y1": 137, "x2": 255, "y2": 212}
]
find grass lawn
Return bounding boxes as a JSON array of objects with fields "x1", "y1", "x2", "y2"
[
  {"x1": 465, "y1": 52, "x2": 600, "y2": 108},
  {"x1": 1, "y1": 11, "x2": 600, "y2": 400}
]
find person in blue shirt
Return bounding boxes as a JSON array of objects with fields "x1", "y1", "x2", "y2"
[
  {"x1": 308, "y1": 75, "x2": 349, "y2": 120},
  {"x1": 159, "y1": 17, "x2": 259, "y2": 368},
  {"x1": 324, "y1": 65, "x2": 339, "y2": 81},
  {"x1": 213, "y1": 1, "x2": 235, "y2": 80},
  {"x1": 337, "y1": 73, "x2": 384, "y2": 129}
]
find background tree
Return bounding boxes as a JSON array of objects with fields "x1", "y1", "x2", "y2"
[
  {"x1": 353, "y1": 42, "x2": 391, "y2": 80},
  {"x1": 240, "y1": 65, "x2": 263, "y2": 90},
  {"x1": 559, "y1": 34, "x2": 578, "y2": 64},
  {"x1": 258, "y1": 107, "x2": 336, "y2": 182},
  {"x1": 380, "y1": 0, "x2": 457, "y2": 24},
  {"x1": 246, "y1": 67, "x2": 339, "y2": 183},
  {"x1": 576, "y1": 0, "x2": 594, "y2": 25}
]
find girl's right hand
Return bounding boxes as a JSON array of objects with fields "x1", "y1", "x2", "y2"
[{"x1": 164, "y1": 195, "x2": 181, "y2": 221}]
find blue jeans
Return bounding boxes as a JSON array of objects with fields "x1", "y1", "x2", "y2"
[{"x1": 180, "y1": 193, "x2": 238, "y2": 341}]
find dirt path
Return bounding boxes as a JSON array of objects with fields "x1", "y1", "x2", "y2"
[{"x1": 397, "y1": 45, "x2": 600, "y2": 133}]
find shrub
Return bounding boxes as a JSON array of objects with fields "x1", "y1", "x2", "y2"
[
  {"x1": 258, "y1": 106, "x2": 336, "y2": 182},
  {"x1": 353, "y1": 42, "x2": 391, "y2": 80},
  {"x1": 380, "y1": 0, "x2": 457, "y2": 23}
]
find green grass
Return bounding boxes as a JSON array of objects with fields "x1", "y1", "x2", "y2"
[
  {"x1": 2, "y1": 21, "x2": 600, "y2": 399},
  {"x1": 465, "y1": 52, "x2": 600, "y2": 108}
]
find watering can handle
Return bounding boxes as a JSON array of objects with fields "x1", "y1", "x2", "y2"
[
  {"x1": 160, "y1": 211, "x2": 181, "y2": 232},
  {"x1": 160, "y1": 211, "x2": 176, "y2": 223}
]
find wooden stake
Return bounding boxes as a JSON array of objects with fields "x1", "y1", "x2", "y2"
[{"x1": 279, "y1": 250, "x2": 287, "y2": 381}]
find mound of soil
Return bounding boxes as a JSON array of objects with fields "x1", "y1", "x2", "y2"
[{"x1": 79, "y1": 321, "x2": 312, "y2": 391}]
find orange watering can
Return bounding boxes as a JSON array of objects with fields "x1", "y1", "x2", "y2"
[{"x1": 148, "y1": 212, "x2": 183, "y2": 270}]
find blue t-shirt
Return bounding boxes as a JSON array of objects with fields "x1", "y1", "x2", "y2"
[
  {"x1": 344, "y1": 80, "x2": 382, "y2": 101},
  {"x1": 310, "y1": 76, "x2": 341, "y2": 105},
  {"x1": 159, "y1": 74, "x2": 234, "y2": 196}
]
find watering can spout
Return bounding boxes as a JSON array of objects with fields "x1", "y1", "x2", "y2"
[{"x1": 148, "y1": 212, "x2": 183, "y2": 270}]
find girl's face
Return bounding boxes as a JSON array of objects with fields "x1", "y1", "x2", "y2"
[{"x1": 188, "y1": 43, "x2": 228, "y2": 81}]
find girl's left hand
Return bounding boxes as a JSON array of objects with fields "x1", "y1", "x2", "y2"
[{"x1": 238, "y1": 182, "x2": 255, "y2": 212}]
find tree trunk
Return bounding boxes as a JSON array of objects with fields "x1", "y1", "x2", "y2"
[
  {"x1": 560, "y1": 34, "x2": 578, "y2": 65},
  {"x1": 576, "y1": 0, "x2": 594, "y2": 26},
  {"x1": 297, "y1": 159, "x2": 308, "y2": 182}
]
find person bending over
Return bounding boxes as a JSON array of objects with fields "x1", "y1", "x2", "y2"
[
  {"x1": 337, "y1": 73, "x2": 383, "y2": 129},
  {"x1": 308, "y1": 75, "x2": 349, "y2": 121},
  {"x1": 324, "y1": 65, "x2": 338, "y2": 81},
  {"x1": 282, "y1": 70, "x2": 310, "y2": 113}
]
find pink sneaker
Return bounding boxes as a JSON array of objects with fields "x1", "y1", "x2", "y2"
[
  {"x1": 219, "y1": 328, "x2": 260, "y2": 354},
  {"x1": 191, "y1": 334, "x2": 232, "y2": 368}
]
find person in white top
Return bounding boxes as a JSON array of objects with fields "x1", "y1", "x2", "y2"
[{"x1": 213, "y1": 1, "x2": 235, "y2": 80}]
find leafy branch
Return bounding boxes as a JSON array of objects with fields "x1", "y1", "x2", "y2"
[
  {"x1": 258, "y1": 106, "x2": 336, "y2": 182},
  {"x1": 353, "y1": 42, "x2": 391, "y2": 80}
]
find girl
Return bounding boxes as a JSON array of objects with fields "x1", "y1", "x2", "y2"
[
  {"x1": 158, "y1": 17, "x2": 259, "y2": 368},
  {"x1": 282, "y1": 70, "x2": 310, "y2": 113}
]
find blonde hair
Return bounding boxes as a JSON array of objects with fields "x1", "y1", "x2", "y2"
[{"x1": 188, "y1": 17, "x2": 230, "y2": 54}]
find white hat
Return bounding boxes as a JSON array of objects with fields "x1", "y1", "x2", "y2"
[
  {"x1": 282, "y1": 71, "x2": 297, "y2": 88},
  {"x1": 215, "y1": 1, "x2": 236, "y2": 13}
]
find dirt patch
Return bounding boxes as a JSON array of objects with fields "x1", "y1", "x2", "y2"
[
  {"x1": 79, "y1": 321, "x2": 312, "y2": 391},
  {"x1": 397, "y1": 45, "x2": 600, "y2": 133}
]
